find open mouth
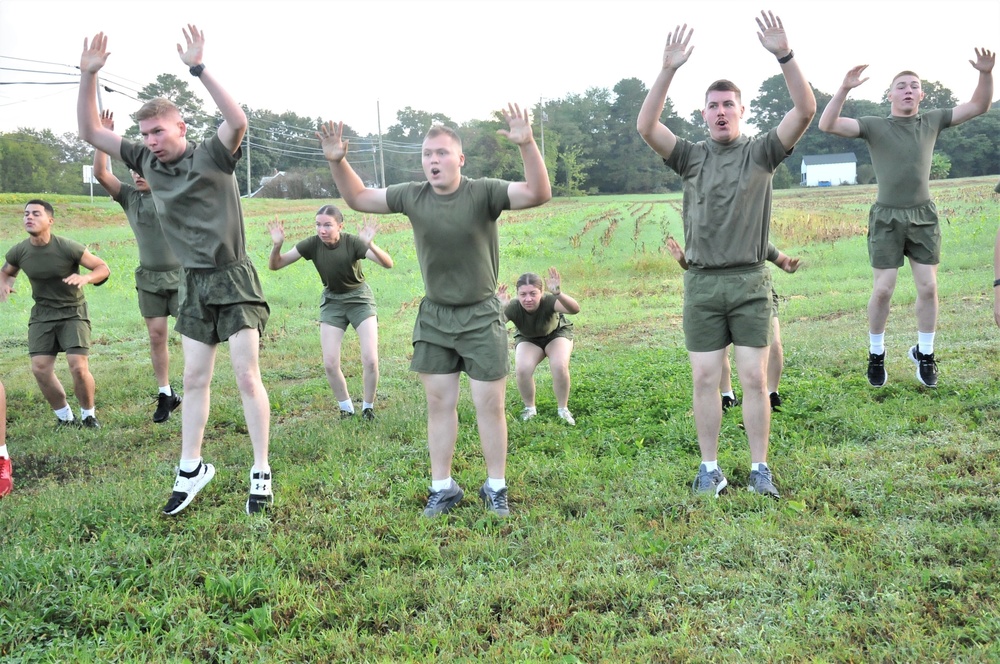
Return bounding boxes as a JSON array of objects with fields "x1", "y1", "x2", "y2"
[{"x1": 430, "y1": 168, "x2": 441, "y2": 177}]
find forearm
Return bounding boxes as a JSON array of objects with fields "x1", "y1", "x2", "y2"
[
  {"x1": 198, "y1": 69, "x2": 247, "y2": 142},
  {"x1": 328, "y1": 159, "x2": 368, "y2": 207},
  {"x1": 518, "y1": 138, "x2": 551, "y2": 205},
  {"x1": 77, "y1": 72, "x2": 102, "y2": 143},
  {"x1": 968, "y1": 71, "x2": 994, "y2": 113},
  {"x1": 818, "y1": 87, "x2": 850, "y2": 132},
  {"x1": 555, "y1": 292, "x2": 581, "y2": 315},
  {"x1": 268, "y1": 242, "x2": 284, "y2": 270},
  {"x1": 637, "y1": 67, "x2": 677, "y2": 136},
  {"x1": 781, "y1": 58, "x2": 817, "y2": 120},
  {"x1": 367, "y1": 243, "x2": 393, "y2": 269},
  {"x1": 84, "y1": 263, "x2": 111, "y2": 285}
]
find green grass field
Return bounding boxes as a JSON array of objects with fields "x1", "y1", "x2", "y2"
[{"x1": 1, "y1": 179, "x2": 999, "y2": 662}]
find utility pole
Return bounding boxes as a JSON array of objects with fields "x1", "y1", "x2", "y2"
[
  {"x1": 539, "y1": 96, "x2": 546, "y2": 164},
  {"x1": 377, "y1": 100, "x2": 386, "y2": 187},
  {"x1": 245, "y1": 108, "x2": 252, "y2": 197}
]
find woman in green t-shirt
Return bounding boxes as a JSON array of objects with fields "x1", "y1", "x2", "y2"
[{"x1": 498, "y1": 268, "x2": 581, "y2": 425}]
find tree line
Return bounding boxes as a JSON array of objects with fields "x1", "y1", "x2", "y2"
[{"x1": 1, "y1": 73, "x2": 997, "y2": 197}]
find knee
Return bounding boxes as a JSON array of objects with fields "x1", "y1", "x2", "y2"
[{"x1": 361, "y1": 354, "x2": 378, "y2": 375}]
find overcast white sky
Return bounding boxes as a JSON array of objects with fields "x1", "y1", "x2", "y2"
[{"x1": 1, "y1": 0, "x2": 998, "y2": 139}]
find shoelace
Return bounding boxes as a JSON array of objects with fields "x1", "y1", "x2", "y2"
[
  {"x1": 697, "y1": 470, "x2": 720, "y2": 490},
  {"x1": 488, "y1": 488, "x2": 508, "y2": 511}
]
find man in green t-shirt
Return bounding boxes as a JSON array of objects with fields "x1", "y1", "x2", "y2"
[
  {"x1": 77, "y1": 27, "x2": 273, "y2": 516},
  {"x1": 318, "y1": 104, "x2": 551, "y2": 518},
  {"x1": 819, "y1": 48, "x2": 995, "y2": 389},
  {"x1": 637, "y1": 12, "x2": 816, "y2": 499},
  {"x1": 93, "y1": 110, "x2": 183, "y2": 424},
  {"x1": 1, "y1": 200, "x2": 110, "y2": 429}
]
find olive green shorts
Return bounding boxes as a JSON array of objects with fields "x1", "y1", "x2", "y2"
[
  {"x1": 28, "y1": 318, "x2": 91, "y2": 356},
  {"x1": 411, "y1": 296, "x2": 508, "y2": 381},
  {"x1": 319, "y1": 282, "x2": 377, "y2": 331},
  {"x1": 175, "y1": 258, "x2": 270, "y2": 344},
  {"x1": 867, "y1": 201, "x2": 941, "y2": 269},
  {"x1": 683, "y1": 265, "x2": 773, "y2": 352},
  {"x1": 514, "y1": 317, "x2": 575, "y2": 350},
  {"x1": 770, "y1": 287, "x2": 780, "y2": 319},
  {"x1": 135, "y1": 266, "x2": 180, "y2": 319}
]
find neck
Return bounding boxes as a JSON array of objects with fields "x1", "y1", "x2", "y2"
[{"x1": 28, "y1": 231, "x2": 51, "y2": 246}]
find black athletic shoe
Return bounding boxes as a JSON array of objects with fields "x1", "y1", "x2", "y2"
[
  {"x1": 769, "y1": 391, "x2": 782, "y2": 412},
  {"x1": 340, "y1": 409, "x2": 355, "y2": 419},
  {"x1": 721, "y1": 394, "x2": 741, "y2": 411},
  {"x1": 153, "y1": 391, "x2": 182, "y2": 423},
  {"x1": 909, "y1": 345, "x2": 938, "y2": 388},
  {"x1": 361, "y1": 407, "x2": 375, "y2": 421},
  {"x1": 867, "y1": 352, "x2": 887, "y2": 387},
  {"x1": 80, "y1": 415, "x2": 100, "y2": 429}
]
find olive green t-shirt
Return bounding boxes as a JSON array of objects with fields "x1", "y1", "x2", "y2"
[
  {"x1": 112, "y1": 182, "x2": 182, "y2": 272},
  {"x1": 386, "y1": 177, "x2": 510, "y2": 306},
  {"x1": 295, "y1": 233, "x2": 369, "y2": 294},
  {"x1": 858, "y1": 109, "x2": 952, "y2": 207},
  {"x1": 665, "y1": 129, "x2": 790, "y2": 269},
  {"x1": 119, "y1": 135, "x2": 247, "y2": 269},
  {"x1": 5, "y1": 235, "x2": 88, "y2": 322},
  {"x1": 504, "y1": 294, "x2": 566, "y2": 338}
]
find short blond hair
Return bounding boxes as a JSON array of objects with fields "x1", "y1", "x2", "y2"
[
  {"x1": 424, "y1": 123, "x2": 462, "y2": 151},
  {"x1": 136, "y1": 97, "x2": 181, "y2": 122}
]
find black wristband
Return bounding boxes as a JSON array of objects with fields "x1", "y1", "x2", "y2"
[
  {"x1": 777, "y1": 50, "x2": 794, "y2": 64},
  {"x1": 994, "y1": 278, "x2": 1000, "y2": 288},
  {"x1": 189, "y1": 63, "x2": 205, "y2": 77}
]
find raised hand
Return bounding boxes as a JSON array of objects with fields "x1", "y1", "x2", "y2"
[
  {"x1": 840, "y1": 64, "x2": 870, "y2": 90},
  {"x1": 267, "y1": 217, "x2": 285, "y2": 245},
  {"x1": 662, "y1": 24, "x2": 694, "y2": 71},
  {"x1": 497, "y1": 103, "x2": 533, "y2": 146},
  {"x1": 358, "y1": 216, "x2": 377, "y2": 245},
  {"x1": 971, "y1": 47, "x2": 996, "y2": 73},
  {"x1": 755, "y1": 10, "x2": 789, "y2": 56},
  {"x1": 546, "y1": 267, "x2": 562, "y2": 293},
  {"x1": 316, "y1": 121, "x2": 348, "y2": 163},
  {"x1": 80, "y1": 32, "x2": 110, "y2": 73},
  {"x1": 497, "y1": 282, "x2": 511, "y2": 306},
  {"x1": 99, "y1": 109, "x2": 114, "y2": 131},
  {"x1": 176, "y1": 24, "x2": 205, "y2": 67}
]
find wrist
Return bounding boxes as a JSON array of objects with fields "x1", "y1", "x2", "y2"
[
  {"x1": 189, "y1": 63, "x2": 205, "y2": 77},
  {"x1": 777, "y1": 49, "x2": 794, "y2": 64},
  {"x1": 994, "y1": 278, "x2": 1000, "y2": 288}
]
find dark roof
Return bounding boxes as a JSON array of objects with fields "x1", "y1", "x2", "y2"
[{"x1": 802, "y1": 153, "x2": 857, "y2": 166}]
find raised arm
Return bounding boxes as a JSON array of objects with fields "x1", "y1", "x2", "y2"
[
  {"x1": 498, "y1": 103, "x2": 552, "y2": 210},
  {"x1": 818, "y1": 65, "x2": 867, "y2": 137},
  {"x1": 547, "y1": 267, "x2": 581, "y2": 315},
  {"x1": 177, "y1": 24, "x2": 246, "y2": 154},
  {"x1": 756, "y1": 11, "x2": 816, "y2": 151},
  {"x1": 266, "y1": 218, "x2": 301, "y2": 270},
  {"x1": 317, "y1": 121, "x2": 391, "y2": 214},
  {"x1": 65, "y1": 250, "x2": 110, "y2": 288},
  {"x1": 77, "y1": 32, "x2": 124, "y2": 158},
  {"x1": 637, "y1": 24, "x2": 694, "y2": 160},
  {"x1": 92, "y1": 110, "x2": 122, "y2": 198},
  {"x1": 952, "y1": 48, "x2": 995, "y2": 126},
  {"x1": 358, "y1": 217, "x2": 393, "y2": 269}
]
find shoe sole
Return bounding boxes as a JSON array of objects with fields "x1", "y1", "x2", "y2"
[
  {"x1": 153, "y1": 395, "x2": 183, "y2": 423},
  {"x1": 246, "y1": 496, "x2": 273, "y2": 515},
  {"x1": 748, "y1": 486, "x2": 781, "y2": 499},
  {"x1": 909, "y1": 348, "x2": 938, "y2": 388},
  {"x1": 163, "y1": 464, "x2": 216, "y2": 515}
]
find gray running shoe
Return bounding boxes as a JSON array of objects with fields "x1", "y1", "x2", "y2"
[
  {"x1": 478, "y1": 483, "x2": 510, "y2": 517},
  {"x1": 908, "y1": 345, "x2": 938, "y2": 388},
  {"x1": 423, "y1": 481, "x2": 464, "y2": 517},
  {"x1": 747, "y1": 465, "x2": 780, "y2": 498},
  {"x1": 692, "y1": 463, "x2": 728, "y2": 496},
  {"x1": 521, "y1": 407, "x2": 537, "y2": 422}
]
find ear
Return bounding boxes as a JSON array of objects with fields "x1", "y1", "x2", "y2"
[
  {"x1": 177, "y1": 120, "x2": 188, "y2": 137},
  {"x1": 739, "y1": 105, "x2": 746, "y2": 118},
  {"x1": 458, "y1": 152, "x2": 466, "y2": 168}
]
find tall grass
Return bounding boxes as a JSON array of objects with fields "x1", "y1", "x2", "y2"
[{"x1": 1, "y1": 178, "x2": 999, "y2": 661}]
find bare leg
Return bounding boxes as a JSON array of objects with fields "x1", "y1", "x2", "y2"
[
  {"x1": 911, "y1": 261, "x2": 939, "y2": 335},
  {"x1": 319, "y1": 323, "x2": 350, "y2": 402},
  {"x1": 420, "y1": 372, "x2": 460, "y2": 481},
  {"x1": 718, "y1": 347, "x2": 734, "y2": 394},
  {"x1": 180, "y1": 336, "x2": 217, "y2": 460},
  {"x1": 0, "y1": 380, "x2": 6, "y2": 446},
  {"x1": 767, "y1": 317, "x2": 783, "y2": 394},
  {"x1": 689, "y1": 349, "x2": 727, "y2": 461},
  {"x1": 66, "y1": 353, "x2": 96, "y2": 410},
  {"x1": 514, "y1": 342, "x2": 544, "y2": 408},
  {"x1": 734, "y1": 345, "x2": 770, "y2": 464},
  {"x1": 544, "y1": 337, "x2": 574, "y2": 409},
  {"x1": 145, "y1": 316, "x2": 171, "y2": 387},
  {"x1": 469, "y1": 377, "x2": 508, "y2": 479},
  {"x1": 30, "y1": 355, "x2": 69, "y2": 410},
  {"x1": 229, "y1": 328, "x2": 270, "y2": 469},
  {"x1": 868, "y1": 268, "x2": 899, "y2": 335},
  {"x1": 355, "y1": 316, "x2": 379, "y2": 404}
]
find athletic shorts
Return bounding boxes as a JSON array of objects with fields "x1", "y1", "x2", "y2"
[
  {"x1": 867, "y1": 201, "x2": 941, "y2": 269},
  {"x1": 28, "y1": 318, "x2": 91, "y2": 356},
  {"x1": 410, "y1": 296, "x2": 508, "y2": 381},
  {"x1": 135, "y1": 266, "x2": 180, "y2": 319},
  {"x1": 175, "y1": 257, "x2": 269, "y2": 345},
  {"x1": 319, "y1": 282, "x2": 377, "y2": 331},
  {"x1": 514, "y1": 318, "x2": 574, "y2": 350},
  {"x1": 683, "y1": 264, "x2": 772, "y2": 352}
]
